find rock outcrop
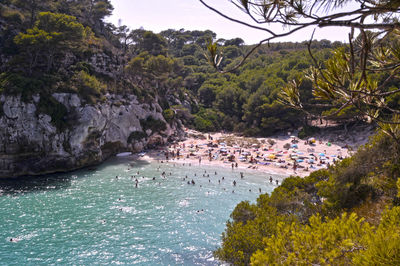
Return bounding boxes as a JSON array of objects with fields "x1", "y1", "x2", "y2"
[{"x1": 0, "y1": 93, "x2": 183, "y2": 178}]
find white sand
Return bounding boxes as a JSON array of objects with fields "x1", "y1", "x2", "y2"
[{"x1": 146, "y1": 128, "x2": 372, "y2": 178}]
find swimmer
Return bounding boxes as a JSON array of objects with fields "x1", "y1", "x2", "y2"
[
  {"x1": 269, "y1": 176, "x2": 273, "y2": 183},
  {"x1": 209, "y1": 179, "x2": 210, "y2": 183},
  {"x1": 233, "y1": 180, "x2": 237, "y2": 186},
  {"x1": 153, "y1": 177, "x2": 156, "y2": 180},
  {"x1": 115, "y1": 175, "x2": 118, "y2": 179},
  {"x1": 215, "y1": 171, "x2": 217, "y2": 175},
  {"x1": 259, "y1": 188, "x2": 261, "y2": 193},
  {"x1": 276, "y1": 180, "x2": 279, "y2": 185},
  {"x1": 218, "y1": 180, "x2": 220, "y2": 184},
  {"x1": 222, "y1": 177, "x2": 224, "y2": 180}
]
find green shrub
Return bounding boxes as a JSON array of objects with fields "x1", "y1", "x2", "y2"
[
  {"x1": 162, "y1": 108, "x2": 174, "y2": 122},
  {"x1": 72, "y1": 71, "x2": 105, "y2": 104},
  {"x1": 128, "y1": 131, "x2": 147, "y2": 142},
  {"x1": 0, "y1": 72, "x2": 44, "y2": 98},
  {"x1": 193, "y1": 115, "x2": 214, "y2": 132},
  {"x1": 140, "y1": 116, "x2": 167, "y2": 132},
  {"x1": 37, "y1": 95, "x2": 68, "y2": 131}
]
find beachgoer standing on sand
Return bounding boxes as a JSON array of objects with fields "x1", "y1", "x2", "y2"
[
  {"x1": 199, "y1": 156, "x2": 201, "y2": 164},
  {"x1": 233, "y1": 180, "x2": 237, "y2": 186}
]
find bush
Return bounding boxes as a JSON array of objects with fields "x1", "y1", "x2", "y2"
[
  {"x1": 162, "y1": 108, "x2": 174, "y2": 122},
  {"x1": 72, "y1": 71, "x2": 105, "y2": 104},
  {"x1": 193, "y1": 115, "x2": 215, "y2": 132},
  {"x1": 243, "y1": 127, "x2": 261, "y2": 137},
  {"x1": 128, "y1": 131, "x2": 147, "y2": 142},
  {"x1": 140, "y1": 116, "x2": 167, "y2": 132},
  {"x1": 37, "y1": 95, "x2": 68, "y2": 131}
]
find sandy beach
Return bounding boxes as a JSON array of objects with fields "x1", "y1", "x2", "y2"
[{"x1": 143, "y1": 127, "x2": 373, "y2": 178}]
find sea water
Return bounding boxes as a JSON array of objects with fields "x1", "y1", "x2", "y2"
[{"x1": 0, "y1": 156, "x2": 282, "y2": 265}]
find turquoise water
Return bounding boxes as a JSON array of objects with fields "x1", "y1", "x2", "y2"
[{"x1": 0, "y1": 157, "x2": 280, "y2": 265}]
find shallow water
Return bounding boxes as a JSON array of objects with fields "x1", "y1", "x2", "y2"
[{"x1": 0, "y1": 157, "x2": 281, "y2": 265}]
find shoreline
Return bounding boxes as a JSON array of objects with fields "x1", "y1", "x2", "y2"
[{"x1": 139, "y1": 128, "x2": 373, "y2": 179}]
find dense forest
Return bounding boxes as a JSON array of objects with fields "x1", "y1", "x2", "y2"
[
  {"x1": 0, "y1": 0, "x2": 369, "y2": 138},
  {"x1": 1, "y1": 0, "x2": 400, "y2": 265}
]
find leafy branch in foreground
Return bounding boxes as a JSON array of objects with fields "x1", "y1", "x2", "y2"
[{"x1": 200, "y1": 0, "x2": 400, "y2": 134}]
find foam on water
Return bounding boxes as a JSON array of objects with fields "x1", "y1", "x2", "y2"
[{"x1": 0, "y1": 156, "x2": 282, "y2": 265}]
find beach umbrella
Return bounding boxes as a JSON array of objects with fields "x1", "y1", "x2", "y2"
[
  {"x1": 291, "y1": 144, "x2": 298, "y2": 148},
  {"x1": 290, "y1": 135, "x2": 296, "y2": 138},
  {"x1": 297, "y1": 159, "x2": 304, "y2": 163},
  {"x1": 319, "y1": 153, "x2": 325, "y2": 156}
]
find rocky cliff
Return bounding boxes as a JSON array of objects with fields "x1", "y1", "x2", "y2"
[{"x1": 0, "y1": 93, "x2": 183, "y2": 178}]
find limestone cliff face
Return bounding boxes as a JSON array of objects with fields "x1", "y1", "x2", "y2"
[{"x1": 0, "y1": 93, "x2": 182, "y2": 178}]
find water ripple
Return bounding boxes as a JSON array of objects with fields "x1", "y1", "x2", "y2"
[{"x1": 0, "y1": 157, "x2": 279, "y2": 265}]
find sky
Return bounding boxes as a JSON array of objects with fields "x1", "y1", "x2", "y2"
[{"x1": 107, "y1": 0, "x2": 353, "y2": 45}]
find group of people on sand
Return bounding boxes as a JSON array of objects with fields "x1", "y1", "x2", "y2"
[{"x1": 150, "y1": 131, "x2": 349, "y2": 178}]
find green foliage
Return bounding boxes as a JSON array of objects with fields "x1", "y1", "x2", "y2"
[
  {"x1": 162, "y1": 108, "x2": 175, "y2": 122},
  {"x1": 0, "y1": 72, "x2": 41, "y2": 96},
  {"x1": 251, "y1": 213, "x2": 371, "y2": 265},
  {"x1": 216, "y1": 131, "x2": 400, "y2": 265},
  {"x1": 128, "y1": 131, "x2": 147, "y2": 142},
  {"x1": 353, "y1": 206, "x2": 400, "y2": 265},
  {"x1": 37, "y1": 95, "x2": 68, "y2": 130},
  {"x1": 71, "y1": 70, "x2": 105, "y2": 104},
  {"x1": 14, "y1": 12, "x2": 89, "y2": 73},
  {"x1": 140, "y1": 116, "x2": 167, "y2": 132},
  {"x1": 192, "y1": 108, "x2": 224, "y2": 132}
]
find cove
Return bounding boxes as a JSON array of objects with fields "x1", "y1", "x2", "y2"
[{"x1": 0, "y1": 156, "x2": 281, "y2": 265}]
